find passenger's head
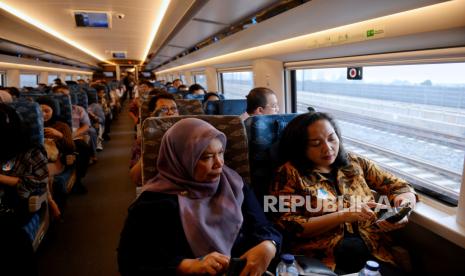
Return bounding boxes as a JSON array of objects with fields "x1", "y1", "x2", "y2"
[
  {"x1": 177, "y1": 84, "x2": 188, "y2": 93},
  {"x1": 0, "y1": 90, "x2": 13, "y2": 104},
  {"x1": 189, "y1": 84, "x2": 206, "y2": 95},
  {"x1": 173, "y1": 79, "x2": 183, "y2": 88},
  {"x1": 158, "y1": 118, "x2": 226, "y2": 183},
  {"x1": 95, "y1": 86, "x2": 106, "y2": 98},
  {"x1": 53, "y1": 78, "x2": 63, "y2": 85},
  {"x1": 0, "y1": 103, "x2": 30, "y2": 162},
  {"x1": 36, "y1": 96, "x2": 59, "y2": 125},
  {"x1": 4, "y1": 87, "x2": 20, "y2": 99},
  {"x1": 52, "y1": 85, "x2": 70, "y2": 96},
  {"x1": 139, "y1": 80, "x2": 154, "y2": 94},
  {"x1": 203, "y1": 92, "x2": 220, "y2": 103},
  {"x1": 148, "y1": 93, "x2": 179, "y2": 117},
  {"x1": 280, "y1": 112, "x2": 348, "y2": 173},
  {"x1": 246, "y1": 87, "x2": 279, "y2": 115}
]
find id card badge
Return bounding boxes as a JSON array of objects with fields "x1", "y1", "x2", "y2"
[
  {"x1": 2, "y1": 159, "x2": 15, "y2": 172},
  {"x1": 317, "y1": 188, "x2": 329, "y2": 199}
]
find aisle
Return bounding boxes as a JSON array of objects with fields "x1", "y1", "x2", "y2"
[{"x1": 37, "y1": 106, "x2": 136, "y2": 276}]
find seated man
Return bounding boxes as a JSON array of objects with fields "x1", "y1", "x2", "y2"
[
  {"x1": 240, "y1": 87, "x2": 280, "y2": 120},
  {"x1": 172, "y1": 78, "x2": 183, "y2": 89},
  {"x1": 188, "y1": 84, "x2": 206, "y2": 96},
  {"x1": 130, "y1": 93, "x2": 179, "y2": 186}
]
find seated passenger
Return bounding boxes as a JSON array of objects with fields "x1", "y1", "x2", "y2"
[
  {"x1": 129, "y1": 93, "x2": 179, "y2": 186},
  {"x1": 240, "y1": 87, "x2": 279, "y2": 120},
  {"x1": 172, "y1": 78, "x2": 183, "y2": 89},
  {"x1": 118, "y1": 118, "x2": 281, "y2": 275},
  {"x1": 0, "y1": 89, "x2": 13, "y2": 103},
  {"x1": 188, "y1": 83, "x2": 206, "y2": 96},
  {"x1": 270, "y1": 112, "x2": 417, "y2": 275},
  {"x1": 3, "y1": 87, "x2": 20, "y2": 100},
  {"x1": 37, "y1": 97, "x2": 75, "y2": 218},
  {"x1": 1, "y1": 103, "x2": 49, "y2": 275},
  {"x1": 53, "y1": 85, "x2": 91, "y2": 193},
  {"x1": 177, "y1": 84, "x2": 188, "y2": 94},
  {"x1": 148, "y1": 93, "x2": 179, "y2": 117},
  {"x1": 202, "y1": 92, "x2": 221, "y2": 110}
]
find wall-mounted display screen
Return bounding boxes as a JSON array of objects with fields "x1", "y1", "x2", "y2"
[{"x1": 75, "y1": 12, "x2": 109, "y2": 28}]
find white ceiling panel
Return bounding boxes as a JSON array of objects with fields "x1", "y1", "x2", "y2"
[
  {"x1": 169, "y1": 21, "x2": 224, "y2": 49},
  {"x1": 195, "y1": 0, "x2": 274, "y2": 25},
  {"x1": 0, "y1": 0, "x2": 170, "y2": 62}
]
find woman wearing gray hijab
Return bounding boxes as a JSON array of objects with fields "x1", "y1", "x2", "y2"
[{"x1": 118, "y1": 118, "x2": 281, "y2": 275}]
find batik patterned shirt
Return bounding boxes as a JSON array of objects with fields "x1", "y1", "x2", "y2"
[{"x1": 270, "y1": 153, "x2": 415, "y2": 270}]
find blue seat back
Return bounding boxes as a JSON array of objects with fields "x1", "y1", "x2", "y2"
[
  {"x1": 218, "y1": 99, "x2": 246, "y2": 115},
  {"x1": 184, "y1": 94, "x2": 205, "y2": 100},
  {"x1": 19, "y1": 93, "x2": 73, "y2": 127},
  {"x1": 10, "y1": 99, "x2": 44, "y2": 145},
  {"x1": 205, "y1": 101, "x2": 219, "y2": 115},
  {"x1": 72, "y1": 92, "x2": 88, "y2": 109},
  {"x1": 50, "y1": 94, "x2": 73, "y2": 128},
  {"x1": 70, "y1": 92, "x2": 78, "y2": 105},
  {"x1": 86, "y1": 87, "x2": 98, "y2": 105},
  {"x1": 167, "y1": 86, "x2": 177, "y2": 93},
  {"x1": 244, "y1": 114, "x2": 299, "y2": 199}
]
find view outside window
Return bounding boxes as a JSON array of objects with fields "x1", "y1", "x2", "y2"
[
  {"x1": 48, "y1": 74, "x2": 58, "y2": 85},
  {"x1": 0, "y1": 72, "x2": 5, "y2": 86},
  {"x1": 65, "y1": 75, "x2": 72, "y2": 81},
  {"x1": 296, "y1": 63, "x2": 465, "y2": 203},
  {"x1": 20, "y1": 74, "x2": 38, "y2": 87},
  {"x1": 221, "y1": 71, "x2": 253, "y2": 99},
  {"x1": 193, "y1": 73, "x2": 207, "y2": 89}
]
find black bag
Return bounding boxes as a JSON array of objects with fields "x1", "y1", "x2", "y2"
[{"x1": 0, "y1": 187, "x2": 28, "y2": 226}]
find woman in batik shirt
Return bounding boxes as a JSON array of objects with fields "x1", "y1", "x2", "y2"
[{"x1": 270, "y1": 112, "x2": 416, "y2": 275}]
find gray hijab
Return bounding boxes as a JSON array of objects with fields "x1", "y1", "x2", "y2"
[{"x1": 143, "y1": 118, "x2": 244, "y2": 257}]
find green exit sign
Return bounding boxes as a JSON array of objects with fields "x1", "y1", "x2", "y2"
[{"x1": 366, "y1": 29, "x2": 375, "y2": 37}]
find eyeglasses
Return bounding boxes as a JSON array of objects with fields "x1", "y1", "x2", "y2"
[
  {"x1": 156, "y1": 106, "x2": 178, "y2": 114},
  {"x1": 265, "y1": 103, "x2": 279, "y2": 109}
]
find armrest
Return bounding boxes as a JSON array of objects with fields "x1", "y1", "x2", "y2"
[
  {"x1": 28, "y1": 192, "x2": 47, "y2": 212},
  {"x1": 295, "y1": 255, "x2": 337, "y2": 276}
]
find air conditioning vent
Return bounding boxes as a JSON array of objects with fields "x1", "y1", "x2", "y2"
[{"x1": 74, "y1": 11, "x2": 110, "y2": 28}]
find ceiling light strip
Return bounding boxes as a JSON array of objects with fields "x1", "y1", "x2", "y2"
[
  {"x1": 140, "y1": 0, "x2": 171, "y2": 65},
  {"x1": 0, "y1": 62, "x2": 93, "y2": 74},
  {"x1": 0, "y1": 2, "x2": 113, "y2": 64}
]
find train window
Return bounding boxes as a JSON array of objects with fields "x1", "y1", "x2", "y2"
[
  {"x1": 0, "y1": 72, "x2": 5, "y2": 86},
  {"x1": 65, "y1": 75, "x2": 72, "y2": 81},
  {"x1": 48, "y1": 74, "x2": 58, "y2": 84},
  {"x1": 180, "y1": 74, "x2": 186, "y2": 84},
  {"x1": 295, "y1": 63, "x2": 465, "y2": 204},
  {"x1": 193, "y1": 73, "x2": 207, "y2": 88},
  {"x1": 19, "y1": 74, "x2": 38, "y2": 87},
  {"x1": 220, "y1": 71, "x2": 253, "y2": 99}
]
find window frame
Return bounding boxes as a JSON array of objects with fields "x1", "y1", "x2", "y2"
[
  {"x1": 218, "y1": 68, "x2": 254, "y2": 100},
  {"x1": 19, "y1": 73, "x2": 39, "y2": 88},
  {"x1": 285, "y1": 48, "x2": 465, "y2": 206}
]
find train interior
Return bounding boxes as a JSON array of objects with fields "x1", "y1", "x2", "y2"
[{"x1": 1, "y1": 0, "x2": 465, "y2": 275}]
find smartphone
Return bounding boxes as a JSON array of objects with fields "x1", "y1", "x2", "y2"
[
  {"x1": 225, "y1": 258, "x2": 246, "y2": 276},
  {"x1": 377, "y1": 206, "x2": 412, "y2": 223}
]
